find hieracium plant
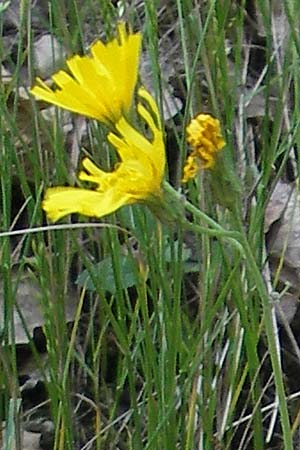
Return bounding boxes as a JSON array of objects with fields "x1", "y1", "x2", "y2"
[
  {"x1": 31, "y1": 23, "x2": 292, "y2": 447},
  {"x1": 31, "y1": 22, "x2": 231, "y2": 229}
]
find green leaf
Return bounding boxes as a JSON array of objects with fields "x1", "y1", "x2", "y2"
[{"x1": 76, "y1": 254, "x2": 140, "y2": 294}]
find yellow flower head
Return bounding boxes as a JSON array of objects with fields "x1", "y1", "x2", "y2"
[
  {"x1": 182, "y1": 155, "x2": 199, "y2": 183},
  {"x1": 182, "y1": 114, "x2": 225, "y2": 182},
  {"x1": 42, "y1": 88, "x2": 165, "y2": 221},
  {"x1": 30, "y1": 23, "x2": 141, "y2": 124}
]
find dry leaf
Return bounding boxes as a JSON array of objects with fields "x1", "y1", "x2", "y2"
[
  {"x1": 267, "y1": 185, "x2": 300, "y2": 269},
  {"x1": 140, "y1": 52, "x2": 182, "y2": 120},
  {"x1": 0, "y1": 272, "x2": 77, "y2": 345},
  {"x1": 274, "y1": 292, "x2": 299, "y2": 325},
  {"x1": 1, "y1": 425, "x2": 41, "y2": 450},
  {"x1": 266, "y1": 181, "x2": 300, "y2": 297},
  {"x1": 33, "y1": 34, "x2": 65, "y2": 78},
  {"x1": 264, "y1": 180, "x2": 293, "y2": 233}
]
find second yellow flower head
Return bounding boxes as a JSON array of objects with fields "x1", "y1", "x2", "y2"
[{"x1": 183, "y1": 114, "x2": 225, "y2": 182}]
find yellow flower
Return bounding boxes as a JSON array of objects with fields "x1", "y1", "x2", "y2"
[
  {"x1": 42, "y1": 88, "x2": 165, "y2": 221},
  {"x1": 182, "y1": 114, "x2": 225, "y2": 182},
  {"x1": 182, "y1": 155, "x2": 199, "y2": 183},
  {"x1": 30, "y1": 23, "x2": 141, "y2": 124}
]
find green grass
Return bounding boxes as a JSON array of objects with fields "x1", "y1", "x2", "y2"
[{"x1": 0, "y1": 1, "x2": 300, "y2": 449}]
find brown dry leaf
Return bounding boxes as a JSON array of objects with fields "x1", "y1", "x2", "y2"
[
  {"x1": 1, "y1": 426, "x2": 41, "y2": 450},
  {"x1": 20, "y1": 430, "x2": 41, "y2": 450},
  {"x1": 3, "y1": 0, "x2": 48, "y2": 30},
  {"x1": 0, "y1": 64, "x2": 12, "y2": 84},
  {"x1": 0, "y1": 78, "x2": 52, "y2": 180},
  {"x1": 33, "y1": 34, "x2": 65, "y2": 78},
  {"x1": 269, "y1": 257, "x2": 300, "y2": 294},
  {"x1": 249, "y1": 0, "x2": 289, "y2": 44},
  {"x1": 0, "y1": 272, "x2": 77, "y2": 345},
  {"x1": 266, "y1": 181, "x2": 300, "y2": 305},
  {"x1": 267, "y1": 184, "x2": 300, "y2": 269},
  {"x1": 274, "y1": 292, "x2": 299, "y2": 325},
  {"x1": 271, "y1": 1, "x2": 289, "y2": 50},
  {"x1": 244, "y1": 91, "x2": 277, "y2": 119},
  {"x1": 264, "y1": 180, "x2": 293, "y2": 233},
  {"x1": 140, "y1": 51, "x2": 182, "y2": 120}
]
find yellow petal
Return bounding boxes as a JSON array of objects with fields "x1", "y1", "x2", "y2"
[
  {"x1": 42, "y1": 88, "x2": 166, "y2": 222},
  {"x1": 42, "y1": 186, "x2": 132, "y2": 222},
  {"x1": 31, "y1": 73, "x2": 106, "y2": 120},
  {"x1": 184, "y1": 113, "x2": 225, "y2": 175},
  {"x1": 182, "y1": 155, "x2": 199, "y2": 183},
  {"x1": 31, "y1": 23, "x2": 142, "y2": 124},
  {"x1": 107, "y1": 88, "x2": 165, "y2": 185}
]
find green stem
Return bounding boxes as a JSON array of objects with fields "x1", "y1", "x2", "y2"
[
  {"x1": 164, "y1": 181, "x2": 292, "y2": 448},
  {"x1": 231, "y1": 203, "x2": 292, "y2": 448},
  {"x1": 162, "y1": 182, "x2": 242, "y2": 251},
  {"x1": 239, "y1": 233, "x2": 292, "y2": 450},
  {"x1": 163, "y1": 182, "x2": 226, "y2": 230}
]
